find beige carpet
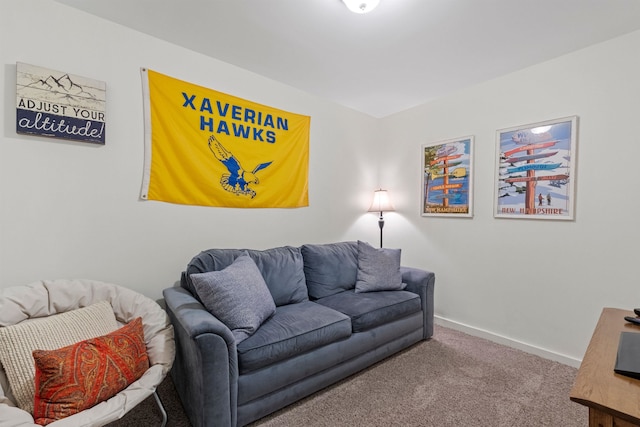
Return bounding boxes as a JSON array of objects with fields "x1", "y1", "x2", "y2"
[{"x1": 109, "y1": 325, "x2": 588, "y2": 426}]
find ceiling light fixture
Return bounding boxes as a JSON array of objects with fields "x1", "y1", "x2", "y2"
[{"x1": 342, "y1": 0, "x2": 380, "y2": 14}]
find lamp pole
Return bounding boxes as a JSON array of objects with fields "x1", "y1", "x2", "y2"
[
  {"x1": 378, "y1": 211, "x2": 385, "y2": 248},
  {"x1": 368, "y1": 188, "x2": 393, "y2": 249}
]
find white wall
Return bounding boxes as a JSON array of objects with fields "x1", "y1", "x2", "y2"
[
  {"x1": 2, "y1": 0, "x2": 639, "y2": 366},
  {"x1": 371, "y1": 29, "x2": 640, "y2": 365},
  {"x1": 0, "y1": 1, "x2": 380, "y2": 299}
]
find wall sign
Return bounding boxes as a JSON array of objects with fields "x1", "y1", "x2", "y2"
[{"x1": 16, "y1": 62, "x2": 106, "y2": 144}]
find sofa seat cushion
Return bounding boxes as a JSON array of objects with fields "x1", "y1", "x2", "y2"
[
  {"x1": 315, "y1": 290, "x2": 421, "y2": 333},
  {"x1": 237, "y1": 301, "x2": 351, "y2": 374}
]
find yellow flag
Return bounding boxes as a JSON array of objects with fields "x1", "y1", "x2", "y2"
[{"x1": 141, "y1": 69, "x2": 310, "y2": 208}]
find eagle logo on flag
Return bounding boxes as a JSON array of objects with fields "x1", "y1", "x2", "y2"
[{"x1": 208, "y1": 134, "x2": 272, "y2": 199}]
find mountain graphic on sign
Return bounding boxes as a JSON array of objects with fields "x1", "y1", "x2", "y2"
[
  {"x1": 16, "y1": 63, "x2": 106, "y2": 113},
  {"x1": 26, "y1": 73, "x2": 98, "y2": 102}
]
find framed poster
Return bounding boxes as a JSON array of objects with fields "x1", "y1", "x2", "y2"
[
  {"x1": 16, "y1": 62, "x2": 106, "y2": 144},
  {"x1": 422, "y1": 136, "x2": 473, "y2": 217},
  {"x1": 494, "y1": 116, "x2": 578, "y2": 220}
]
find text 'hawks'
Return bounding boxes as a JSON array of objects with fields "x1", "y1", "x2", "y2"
[{"x1": 182, "y1": 93, "x2": 288, "y2": 143}]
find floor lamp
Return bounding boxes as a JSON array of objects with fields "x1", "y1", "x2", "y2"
[{"x1": 368, "y1": 189, "x2": 394, "y2": 248}]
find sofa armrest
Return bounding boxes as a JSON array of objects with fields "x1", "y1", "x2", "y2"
[
  {"x1": 400, "y1": 266, "x2": 435, "y2": 339},
  {"x1": 163, "y1": 286, "x2": 238, "y2": 427}
]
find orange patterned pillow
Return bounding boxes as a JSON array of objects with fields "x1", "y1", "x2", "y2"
[{"x1": 32, "y1": 317, "x2": 149, "y2": 425}]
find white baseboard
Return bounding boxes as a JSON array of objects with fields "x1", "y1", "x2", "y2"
[{"x1": 434, "y1": 316, "x2": 582, "y2": 368}]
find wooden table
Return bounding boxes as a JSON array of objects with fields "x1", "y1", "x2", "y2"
[{"x1": 570, "y1": 308, "x2": 640, "y2": 427}]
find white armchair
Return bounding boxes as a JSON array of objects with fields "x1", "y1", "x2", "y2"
[{"x1": 0, "y1": 279, "x2": 175, "y2": 427}]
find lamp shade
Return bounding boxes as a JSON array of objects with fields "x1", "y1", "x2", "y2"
[
  {"x1": 368, "y1": 189, "x2": 394, "y2": 213},
  {"x1": 342, "y1": 0, "x2": 380, "y2": 14}
]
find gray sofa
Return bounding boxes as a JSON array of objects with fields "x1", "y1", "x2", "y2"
[{"x1": 163, "y1": 241, "x2": 435, "y2": 427}]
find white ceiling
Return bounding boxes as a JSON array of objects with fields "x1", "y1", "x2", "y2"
[{"x1": 54, "y1": 0, "x2": 640, "y2": 118}]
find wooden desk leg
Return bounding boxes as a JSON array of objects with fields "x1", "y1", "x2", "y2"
[
  {"x1": 590, "y1": 407, "x2": 613, "y2": 427},
  {"x1": 589, "y1": 407, "x2": 640, "y2": 427}
]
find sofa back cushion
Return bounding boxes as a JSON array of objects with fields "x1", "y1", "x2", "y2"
[
  {"x1": 301, "y1": 241, "x2": 358, "y2": 299},
  {"x1": 183, "y1": 246, "x2": 308, "y2": 307}
]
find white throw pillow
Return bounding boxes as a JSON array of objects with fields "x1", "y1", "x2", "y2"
[{"x1": 0, "y1": 300, "x2": 118, "y2": 413}]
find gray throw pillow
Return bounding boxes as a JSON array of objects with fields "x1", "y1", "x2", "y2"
[
  {"x1": 190, "y1": 254, "x2": 276, "y2": 344},
  {"x1": 355, "y1": 240, "x2": 406, "y2": 293}
]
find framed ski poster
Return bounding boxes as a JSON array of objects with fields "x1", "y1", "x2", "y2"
[
  {"x1": 422, "y1": 136, "x2": 473, "y2": 217},
  {"x1": 494, "y1": 116, "x2": 578, "y2": 220}
]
